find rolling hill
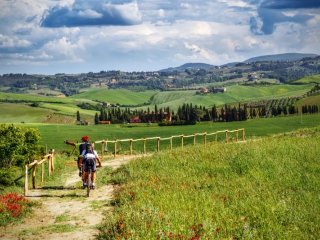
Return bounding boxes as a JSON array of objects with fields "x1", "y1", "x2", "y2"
[{"x1": 243, "y1": 53, "x2": 318, "y2": 63}]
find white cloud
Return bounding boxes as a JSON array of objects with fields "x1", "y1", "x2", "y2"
[
  {"x1": 78, "y1": 9, "x2": 103, "y2": 19},
  {"x1": 0, "y1": 34, "x2": 32, "y2": 48},
  {"x1": 41, "y1": 36, "x2": 84, "y2": 61},
  {"x1": 101, "y1": 1, "x2": 142, "y2": 24}
]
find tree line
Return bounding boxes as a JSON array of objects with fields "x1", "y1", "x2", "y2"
[
  {"x1": 81, "y1": 101, "x2": 319, "y2": 125},
  {"x1": 91, "y1": 103, "x2": 248, "y2": 125}
]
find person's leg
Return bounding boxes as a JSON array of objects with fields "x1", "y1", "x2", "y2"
[
  {"x1": 92, "y1": 172, "x2": 96, "y2": 186},
  {"x1": 78, "y1": 156, "x2": 83, "y2": 176},
  {"x1": 91, "y1": 160, "x2": 97, "y2": 189},
  {"x1": 82, "y1": 161, "x2": 89, "y2": 187}
]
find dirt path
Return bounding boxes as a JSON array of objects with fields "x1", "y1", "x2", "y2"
[{"x1": 1, "y1": 155, "x2": 143, "y2": 240}]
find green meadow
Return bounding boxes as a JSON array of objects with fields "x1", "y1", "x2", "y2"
[
  {"x1": 25, "y1": 113, "x2": 320, "y2": 152},
  {"x1": 296, "y1": 95, "x2": 320, "y2": 109},
  {"x1": 144, "y1": 84, "x2": 311, "y2": 110},
  {"x1": 294, "y1": 74, "x2": 320, "y2": 84},
  {"x1": 0, "y1": 103, "x2": 53, "y2": 123},
  {"x1": 70, "y1": 88, "x2": 156, "y2": 105},
  {"x1": 99, "y1": 127, "x2": 320, "y2": 239}
]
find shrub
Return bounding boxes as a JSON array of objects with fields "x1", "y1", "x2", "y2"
[{"x1": 0, "y1": 124, "x2": 44, "y2": 185}]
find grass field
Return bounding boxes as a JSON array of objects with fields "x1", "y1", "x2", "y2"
[
  {"x1": 139, "y1": 84, "x2": 312, "y2": 110},
  {"x1": 70, "y1": 89, "x2": 156, "y2": 105},
  {"x1": 294, "y1": 74, "x2": 320, "y2": 84},
  {"x1": 0, "y1": 103, "x2": 53, "y2": 123},
  {"x1": 0, "y1": 92, "x2": 72, "y2": 104},
  {"x1": 23, "y1": 113, "x2": 320, "y2": 152},
  {"x1": 296, "y1": 95, "x2": 320, "y2": 110},
  {"x1": 99, "y1": 127, "x2": 320, "y2": 239}
]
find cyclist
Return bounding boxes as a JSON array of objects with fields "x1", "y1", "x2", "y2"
[
  {"x1": 78, "y1": 136, "x2": 101, "y2": 177},
  {"x1": 81, "y1": 144, "x2": 99, "y2": 189}
]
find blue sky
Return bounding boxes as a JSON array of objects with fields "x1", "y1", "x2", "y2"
[{"x1": 0, "y1": 0, "x2": 319, "y2": 74}]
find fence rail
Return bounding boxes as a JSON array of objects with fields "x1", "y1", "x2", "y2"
[
  {"x1": 67, "y1": 128, "x2": 245, "y2": 158},
  {"x1": 24, "y1": 149, "x2": 55, "y2": 196}
]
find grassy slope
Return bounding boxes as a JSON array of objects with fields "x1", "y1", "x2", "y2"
[
  {"x1": 99, "y1": 127, "x2": 320, "y2": 239},
  {"x1": 69, "y1": 89, "x2": 156, "y2": 105},
  {"x1": 0, "y1": 92, "x2": 73, "y2": 103},
  {"x1": 0, "y1": 103, "x2": 53, "y2": 123},
  {"x1": 143, "y1": 84, "x2": 312, "y2": 110},
  {"x1": 294, "y1": 74, "x2": 320, "y2": 84},
  {"x1": 295, "y1": 95, "x2": 320, "y2": 109},
  {"x1": 26, "y1": 113, "x2": 320, "y2": 151}
]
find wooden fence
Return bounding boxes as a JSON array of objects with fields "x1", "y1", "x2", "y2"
[
  {"x1": 24, "y1": 149, "x2": 55, "y2": 196},
  {"x1": 79, "y1": 128, "x2": 246, "y2": 159}
]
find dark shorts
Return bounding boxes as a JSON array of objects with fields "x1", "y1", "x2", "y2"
[{"x1": 83, "y1": 158, "x2": 96, "y2": 172}]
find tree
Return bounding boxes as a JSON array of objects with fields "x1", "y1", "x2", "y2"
[
  {"x1": 76, "y1": 110, "x2": 81, "y2": 121},
  {"x1": 0, "y1": 124, "x2": 43, "y2": 185},
  {"x1": 94, "y1": 113, "x2": 99, "y2": 124}
]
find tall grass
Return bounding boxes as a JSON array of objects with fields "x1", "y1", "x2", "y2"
[{"x1": 99, "y1": 128, "x2": 320, "y2": 239}]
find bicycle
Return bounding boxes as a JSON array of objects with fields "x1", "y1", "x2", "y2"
[{"x1": 85, "y1": 158, "x2": 95, "y2": 197}]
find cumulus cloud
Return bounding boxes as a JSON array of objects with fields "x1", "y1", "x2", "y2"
[
  {"x1": 0, "y1": 34, "x2": 32, "y2": 51},
  {"x1": 41, "y1": 0, "x2": 142, "y2": 27},
  {"x1": 251, "y1": 0, "x2": 320, "y2": 35}
]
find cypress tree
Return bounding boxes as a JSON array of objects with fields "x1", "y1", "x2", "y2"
[
  {"x1": 76, "y1": 111, "x2": 81, "y2": 121},
  {"x1": 94, "y1": 113, "x2": 99, "y2": 124}
]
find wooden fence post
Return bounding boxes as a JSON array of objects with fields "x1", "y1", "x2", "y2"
[
  {"x1": 130, "y1": 139, "x2": 133, "y2": 155},
  {"x1": 24, "y1": 164, "x2": 28, "y2": 196},
  {"x1": 242, "y1": 129, "x2": 246, "y2": 141},
  {"x1": 50, "y1": 149, "x2": 54, "y2": 172},
  {"x1": 225, "y1": 130, "x2": 229, "y2": 143},
  {"x1": 32, "y1": 164, "x2": 36, "y2": 189},
  {"x1": 106, "y1": 140, "x2": 108, "y2": 154},
  {"x1": 101, "y1": 141, "x2": 105, "y2": 159},
  {"x1": 41, "y1": 162, "x2": 44, "y2": 183},
  {"x1": 144, "y1": 138, "x2": 147, "y2": 154},
  {"x1": 48, "y1": 156, "x2": 52, "y2": 177},
  {"x1": 157, "y1": 137, "x2": 160, "y2": 152},
  {"x1": 204, "y1": 132, "x2": 207, "y2": 146},
  {"x1": 114, "y1": 140, "x2": 117, "y2": 158},
  {"x1": 193, "y1": 134, "x2": 196, "y2": 145},
  {"x1": 236, "y1": 130, "x2": 239, "y2": 142},
  {"x1": 181, "y1": 135, "x2": 184, "y2": 149}
]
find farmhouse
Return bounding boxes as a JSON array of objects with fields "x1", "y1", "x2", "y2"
[
  {"x1": 76, "y1": 120, "x2": 89, "y2": 125},
  {"x1": 248, "y1": 72, "x2": 260, "y2": 81},
  {"x1": 213, "y1": 87, "x2": 226, "y2": 93},
  {"x1": 130, "y1": 116, "x2": 141, "y2": 123},
  {"x1": 99, "y1": 120, "x2": 111, "y2": 124}
]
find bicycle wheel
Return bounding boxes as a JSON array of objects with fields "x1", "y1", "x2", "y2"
[{"x1": 87, "y1": 168, "x2": 91, "y2": 197}]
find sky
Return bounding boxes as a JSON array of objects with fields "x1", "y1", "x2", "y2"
[{"x1": 0, "y1": 0, "x2": 319, "y2": 74}]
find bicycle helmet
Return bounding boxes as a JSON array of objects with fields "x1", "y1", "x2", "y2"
[{"x1": 81, "y1": 135, "x2": 89, "y2": 142}]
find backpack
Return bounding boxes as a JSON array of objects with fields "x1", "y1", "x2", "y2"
[{"x1": 80, "y1": 142, "x2": 94, "y2": 156}]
